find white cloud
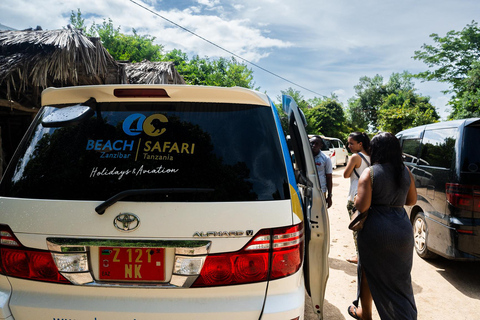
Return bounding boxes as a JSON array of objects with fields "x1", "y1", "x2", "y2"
[{"x1": 1, "y1": 0, "x2": 479, "y2": 119}]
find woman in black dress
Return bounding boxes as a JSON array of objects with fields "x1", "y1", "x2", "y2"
[{"x1": 348, "y1": 132, "x2": 417, "y2": 320}]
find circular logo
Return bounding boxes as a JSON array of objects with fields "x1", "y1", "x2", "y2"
[
  {"x1": 123, "y1": 114, "x2": 146, "y2": 136},
  {"x1": 143, "y1": 114, "x2": 168, "y2": 137},
  {"x1": 114, "y1": 213, "x2": 140, "y2": 232}
]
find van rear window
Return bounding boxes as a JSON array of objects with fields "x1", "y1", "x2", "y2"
[
  {"x1": 462, "y1": 125, "x2": 480, "y2": 172},
  {"x1": 0, "y1": 102, "x2": 289, "y2": 202}
]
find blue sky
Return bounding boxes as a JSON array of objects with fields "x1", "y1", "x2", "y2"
[{"x1": 1, "y1": 0, "x2": 479, "y2": 119}]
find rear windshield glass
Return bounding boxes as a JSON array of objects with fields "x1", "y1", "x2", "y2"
[
  {"x1": 0, "y1": 102, "x2": 290, "y2": 202},
  {"x1": 462, "y1": 124, "x2": 480, "y2": 173}
]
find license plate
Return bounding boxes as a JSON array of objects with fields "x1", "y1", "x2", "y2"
[{"x1": 99, "y1": 247, "x2": 165, "y2": 282}]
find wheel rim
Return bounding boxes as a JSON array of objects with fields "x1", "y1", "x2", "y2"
[{"x1": 414, "y1": 217, "x2": 427, "y2": 252}]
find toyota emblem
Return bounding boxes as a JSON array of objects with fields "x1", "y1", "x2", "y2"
[{"x1": 114, "y1": 213, "x2": 140, "y2": 232}]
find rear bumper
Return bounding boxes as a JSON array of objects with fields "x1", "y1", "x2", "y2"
[
  {"x1": 425, "y1": 214, "x2": 480, "y2": 260},
  {"x1": 2, "y1": 271, "x2": 305, "y2": 320}
]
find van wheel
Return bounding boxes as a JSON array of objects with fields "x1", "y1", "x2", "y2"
[
  {"x1": 344, "y1": 156, "x2": 348, "y2": 166},
  {"x1": 413, "y1": 212, "x2": 437, "y2": 259}
]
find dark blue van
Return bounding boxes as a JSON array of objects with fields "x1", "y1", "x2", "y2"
[{"x1": 396, "y1": 118, "x2": 480, "y2": 260}]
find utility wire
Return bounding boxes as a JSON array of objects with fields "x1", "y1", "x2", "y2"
[{"x1": 129, "y1": 0, "x2": 327, "y2": 98}]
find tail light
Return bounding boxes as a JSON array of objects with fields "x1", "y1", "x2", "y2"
[
  {"x1": 0, "y1": 224, "x2": 70, "y2": 284},
  {"x1": 446, "y1": 183, "x2": 480, "y2": 212},
  {"x1": 192, "y1": 223, "x2": 304, "y2": 287},
  {"x1": 331, "y1": 150, "x2": 336, "y2": 158}
]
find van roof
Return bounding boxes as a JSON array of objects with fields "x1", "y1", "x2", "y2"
[
  {"x1": 41, "y1": 85, "x2": 271, "y2": 107},
  {"x1": 396, "y1": 118, "x2": 480, "y2": 136}
]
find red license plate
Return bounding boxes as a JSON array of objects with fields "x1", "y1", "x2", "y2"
[{"x1": 99, "y1": 247, "x2": 165, "y2": 282}]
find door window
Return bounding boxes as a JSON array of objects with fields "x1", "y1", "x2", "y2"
[{"x1": 419, "y1": 129, "x2": 456, "y2": 168}]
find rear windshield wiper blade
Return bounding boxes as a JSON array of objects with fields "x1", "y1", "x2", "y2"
[{"x1": 95, "y1": 188, "x2": 215, "y2": 215}]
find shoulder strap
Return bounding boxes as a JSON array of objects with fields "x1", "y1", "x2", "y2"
[
  {"x1": 353, "y1": 168, "x2": 360, "y2": 178},
  {"x1": 358, "y1": 152, "x2": 371, "y2": 166},
  {"x1": 370, "y1": 166, "x2": 374, "y2": 185}
]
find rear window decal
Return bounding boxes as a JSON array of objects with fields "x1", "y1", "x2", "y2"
[{"x1": 90, "y1": 165, "x2": 179, "y2": 181}]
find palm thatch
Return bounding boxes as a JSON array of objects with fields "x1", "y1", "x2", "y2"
[
  {"x1": 125, "y1": 60, "x2": 185, "y2": 85},
  {"x1": 0, "y1": 26, "x2": 126, "y2": 110}
]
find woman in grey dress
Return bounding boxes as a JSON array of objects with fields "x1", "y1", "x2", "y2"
[{"x1": 348, "y1": 132, "x2": 417, "y2": 320}]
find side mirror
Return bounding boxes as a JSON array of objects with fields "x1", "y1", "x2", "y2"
[{"x1": 42, "y1": 98, "x2": 96, "y2": 127}]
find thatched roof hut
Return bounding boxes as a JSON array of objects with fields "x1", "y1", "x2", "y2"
[
  {"x1": 0, "y1": 26, "x2": 126, "y2": 111},
  {"x1": 125, "y1": 60, "x2": 185, "y2": 85}
]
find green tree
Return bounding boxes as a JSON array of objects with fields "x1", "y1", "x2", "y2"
[
  {"x1": 305, "y1": 97, "x2": 346, "y2": 139},
  {"x1": 347, "y1": 72, "x2": 439, "y2": 132},
  {"x1": 69, "y1": 8, "x2": 88, "y2": 32},
  {"x1": 448, "y1": 61, "x2": 480, "y2": 119},
  {"x1": 351, "y1": 74, "x2": 385, "y2": 129},
  {"x1": 413, "y1": 21, "x2": 480, "y2": 119},
  {"x1": 163, "y1": 51, "x2": 256, "y2": 88},
  {"x1": 274, "y1": 89, "x2": 347, "y2": 139},
  {"x1": 69, "y1": 10, "x2": 163, "y2": 62},
  {"x1": 345, "y1": 97, "x2": 369, "y2": 132},
  {"x1": 377, "y1": 90, "x2": 439, "y2": 134}
]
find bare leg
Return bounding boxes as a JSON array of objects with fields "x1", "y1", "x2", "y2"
[
  {"x1": 358, "y1": 267, "x2": 373, "y2": 320},
  {"x1": 348, "y1": 267, "x2": 373, "y2": 320}
]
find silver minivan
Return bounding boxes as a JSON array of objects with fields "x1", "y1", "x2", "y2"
[
  {"x1": 322, "y1": 137, "x2": 348, "y2": 169},
  {"x1": 0, "y1": 85, "x2": 329, "y2": 319}
]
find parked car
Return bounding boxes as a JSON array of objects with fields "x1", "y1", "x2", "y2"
[
  {"x1": 0, "y1": 85, "x2": 329, "y2": 319},
  {"x1": 319, "y1": 137, "x2": 348, "y2": 169},
  {"x1": 396, "y1": 118, "x2": 480, "y2": 260}
]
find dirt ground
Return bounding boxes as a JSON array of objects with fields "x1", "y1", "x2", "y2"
[{"x1": 305, "y1": 166, "x2": 480, "y2": 320}]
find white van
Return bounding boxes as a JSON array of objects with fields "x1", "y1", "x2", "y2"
[
  {"x1": 0, "y1": 85, "x2": 329, "y2": 320},
  {"x1": 321, "y1": 137, "x2": 349, "y2": 169}
]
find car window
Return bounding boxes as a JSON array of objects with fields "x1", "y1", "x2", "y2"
[
  {"x1": 321, "y1": 140, "x2": 331, "y2": 151},
  {"x1": 419, "y1": 129, "x2": 456, "y2": 168},
  {"x1": 401, "y1": 139, "x2": 422, "y2": 163},
  {"x1": 462, "y1": 124, "x2": 480, "y2": 172},
  {"x1": 0, "y1": 102, "x2": 290, "y2": 202}
]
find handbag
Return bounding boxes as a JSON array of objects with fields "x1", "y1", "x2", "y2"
[
  {"x1": 348, "y1": 166, "x2": 374, "y2": 231},
  {"x1": 348, "y1": 208, "x2": 368, "y2": 231}
]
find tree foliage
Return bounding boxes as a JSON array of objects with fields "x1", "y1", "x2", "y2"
[
  {"x1": 70, "y1": 9, "x2": 163, "y2": 62},
  {"x1": 377, "y1": 91, "x2": 439, "y2": 133},
  {"x1": 413, "y1": 21, "x2": 480, "y2": 119},
  {"x1": 347, "y1": 72, "x2": 439, "y2": 133},
  {"x1": 163, "y1": 52, "x2": 256, "y2": 88},
  {"x1": 274, "y1": 88, "x2": 347, "y2": 139},
  {"x1": 305, "y1": 97, "x2": 346, "y2": 139}
]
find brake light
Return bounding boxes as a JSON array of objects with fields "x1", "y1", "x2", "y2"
[
  {"x1": 331, "y1": 150, "x2": 335, "y2": 157},
  {"x1": 0, "y1": 224, "x2": 70, "y2": 284},
  {"x1": 113, "y1": 88, "x2": 170, "y2": 98},
  {"x1": 192, "y1": 223, "x2": 304, "y2": 287},
  {"x1": 446, "y1": 183, "x2": 480, "y2": 212}
]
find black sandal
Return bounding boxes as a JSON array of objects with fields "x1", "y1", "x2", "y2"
[{"x1": 347, "y1": 304, "x2": 361, "y2": 320}]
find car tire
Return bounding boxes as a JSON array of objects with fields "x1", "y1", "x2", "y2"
[{"x1": 413, "y1": 212, "x2": 437, "y2": 259}]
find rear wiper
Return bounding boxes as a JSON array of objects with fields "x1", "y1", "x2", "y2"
[{"x1": 95, "y1": 188, "x2": 215, "y2": 215}]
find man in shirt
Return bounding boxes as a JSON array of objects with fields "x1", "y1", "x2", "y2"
[{"x1": 310, "y1": 135, "x2": 333, "y2": 208}]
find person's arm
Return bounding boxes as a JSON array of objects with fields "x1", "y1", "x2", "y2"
[
  {"x1": 354, "y1": 168, "x2": 372, "y2": 213},
  {"x1": 326, "y1": 173, "x2": 333, "y2": 208},
  {"x1": 325, "y1": 158, "x2": 333, "y2": 208},
  {"x1": 343, "y1": 154, "x2": 360, "y2": 178},
  {"x1": 405, "y1": 168, "x2": 417, "y2": 206}
]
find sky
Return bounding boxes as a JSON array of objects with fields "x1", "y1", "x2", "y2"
[{"x1": 1, "y1": 0, "x2": 479, "y2": 120}]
